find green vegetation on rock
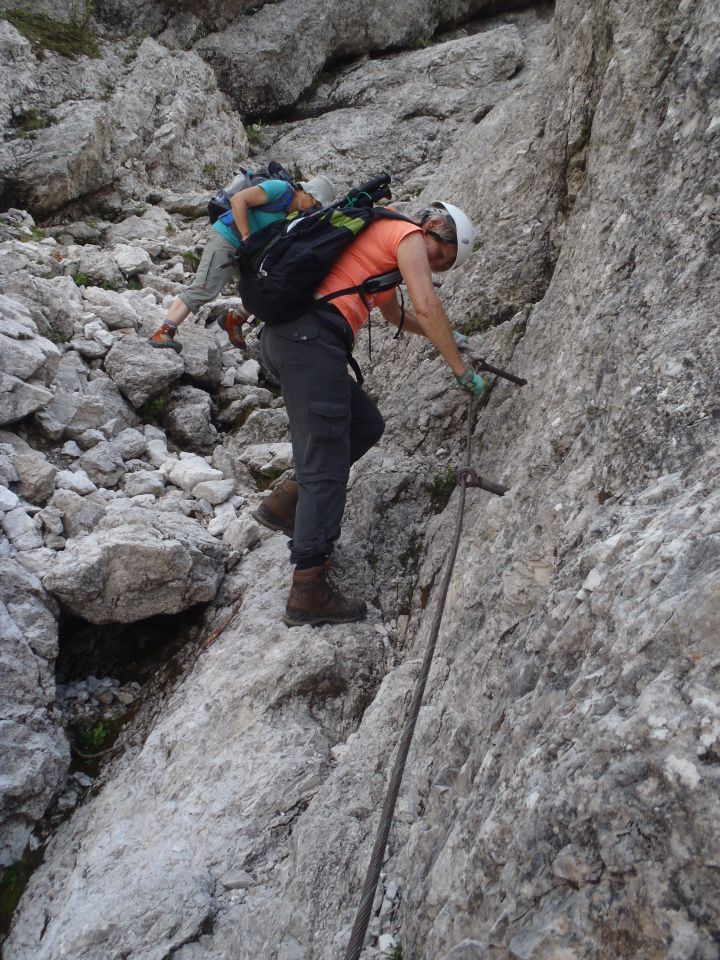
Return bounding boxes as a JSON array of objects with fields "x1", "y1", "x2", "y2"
[{"x1": 0, "y1": 6, "x2": 100, "y2": 59}]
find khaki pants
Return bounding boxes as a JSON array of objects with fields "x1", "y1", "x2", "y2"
[{"x1": 178, "y1": 229, "x2": 238, "y2": 313}]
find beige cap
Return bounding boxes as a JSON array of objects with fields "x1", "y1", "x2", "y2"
[{"x1": 298, "y1": 174, "x2": 337, "y2": 207}]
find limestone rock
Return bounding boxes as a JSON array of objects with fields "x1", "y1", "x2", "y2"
[
  {"x1": 194, "y1": 0, "x2": 503, "y2": 116},
  {"x1": 77, "y1": 441, "x2": 126, "y2": 489},
  {"x1": 0, "y1": 373, "x2": 52, "y2": 427},
  {"x1": 165, "y1": 453, "x2": 223, "y2": 493},
  {"x1": 0, "y1": 294, "x2": 60, "y2": 383},
  {"x1": 164, "y1": 385, "x2": 217, "y2": 452},
  {"x1": 0, "y1": 432, "x2": 57, "y2": 505},
  {"x1": 35, "y1": 358, "x2": 140, "y2": 442},
  {"x1": 222, "y1": 513, "x2": 260, "y2": 552},
  {"x1": 43, "y1": 507, "x2": 230, "y2": 623},
  {"x1": 5, "y1": 2, "x2": 720, "y2": 959},
  {"x1": 104, "y1": 334, "x2": 184, "y2": 408},
  {"x1": 74, "y1": 246, "x2": 124, "y2": 288},
  {"x1": 112, "y1": 243, "x2": 153, "y2": 276},
  {"x1": 123, "y1": 470, "x2": 166, "y2": 498},
  {"x1": 237, "y1": 441, "x2": 294, "y2": 476},
  {"x1": 49, "y1": 489, "x2": 106, "y2": 539},
  {"x1": 0, "y1": 560, "x2": 68, "y2": 867},
  {"x1": 174, "y1": 322, "x2": 223, "y2": 388},
  {"x1": 191, "y1": 478, "x2": 235, "y2": 505}
]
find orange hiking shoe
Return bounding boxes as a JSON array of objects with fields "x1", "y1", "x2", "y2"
[
  {"x1": 149, "y1": 321, "x2": 182, "y2": 353},
  {"x1": 218, "y1": 307, "x2": 250, "y2": 348}
]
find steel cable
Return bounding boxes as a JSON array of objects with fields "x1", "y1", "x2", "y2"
[{"x1": 344, "y1": 397, "x2": 477, "y2": 960}]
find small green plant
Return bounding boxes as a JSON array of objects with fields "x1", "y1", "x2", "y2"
[
  {"x1": 398, "y1": 531, "x2": 423, "y2": 570},
  {"x1": 182, "y1": 251, "x2": 200, "y2": 271},
  {"x1": 464, "y1": 313, "x2": 491, "y2": 336},
  {"x1": 246, "y1": 123, "x2": 264, "y2": 145},
  {"x1": 11, "y1": 107, "x2": 49, "y2": 137},
  {"x1": 511, "y1": 316, "x2": 527, "y2": 344},
  {"x1": 390, "y1": 945, "x2": 404, "y2": 960},
  {"x1": 77, "y1": 720, "x2": 109, "y2": 753},
  {"x1": 71, "y1": 272, "x2": 119, "y2": 291},
  {"x1": 18, "y1": 225, "x2": 47, "y2": 243},
  {"x1": 48, "y1": 329, "x2": 70, "y2": 344},
  {"x1": 1, "y1": 857, "x2": 34, "y2": 933},
  {"x1": 202, "y1": 162, "x2": 218, "y2": 180},
  {"x1": 123, "y1": 32, "x2": 146, "y2": 63},
  {"x1": 1, "y1": 7, "x2": 100, "y2": 59},
  {"x1": 428, "y1": 466, "x2": 456, "y2": 511},
  {"x1": 165, "y1": 223, "x2": 177, "y2": 237},
  {"x1": 127, "y1": 278, "x2": 142, "y2": 290},
  {"x1": 139, "y1": 392, "x2": 169, "y2": 424}
]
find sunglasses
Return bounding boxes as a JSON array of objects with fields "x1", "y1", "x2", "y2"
[{"x1": 426, "y1": 229, "x2": 458, "y2": 248}]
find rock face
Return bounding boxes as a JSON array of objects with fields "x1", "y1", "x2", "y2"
[
  {"x1": 3, "y1": 1, "x2": 720, "y2": 959},
  {"x1": 0, "y1": 27, "x2": 247, "y2": 216},
  {"x1": 0, "y1": 561, "x2": 69, "y2": 867}
]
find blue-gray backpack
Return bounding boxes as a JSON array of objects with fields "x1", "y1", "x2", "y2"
[{"x1": 207, "y1": 160, "x2": 296, "y2": 224}]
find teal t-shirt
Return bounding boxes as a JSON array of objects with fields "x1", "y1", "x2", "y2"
[{"x1": 213, "y1": 179, "x2": 295, "y2": 248}]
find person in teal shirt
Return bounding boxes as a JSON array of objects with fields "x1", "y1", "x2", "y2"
[{"x1": 150, "y1": 174, "x2": 336, "y2": 353}]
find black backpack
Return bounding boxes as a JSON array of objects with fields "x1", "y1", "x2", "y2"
[
  {"x1": 235, "y1": 173, "x2": 411, "y2": 326},
  {"x1": 207, "y1": 160, "x2": 296, "y2": 224}
]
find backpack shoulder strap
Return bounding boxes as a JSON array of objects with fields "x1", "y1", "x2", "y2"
[
  {"x1": 253, "y1": 180, "x2": 295, "y2": 213},
  {"x1": 370, "y1": 207, "x2": 417, "y2": 226}
]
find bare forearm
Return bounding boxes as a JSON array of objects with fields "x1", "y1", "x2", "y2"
[
  {"x1": 384, "y1": 304, "x2": 425, "y2": 335},
  {"x1": 229, "y1": 198, "x2": 251, "y2": 240},
  {"x1": 414, "y1": 303, "x2": 466, "y2": 377}
]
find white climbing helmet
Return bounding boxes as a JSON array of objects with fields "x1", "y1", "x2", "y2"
[{"x1": 429, "y1": 201, "x2": 475, "y2": 269}]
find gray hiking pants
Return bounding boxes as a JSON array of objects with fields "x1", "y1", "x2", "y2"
[
  {"x1": 178, "y1": 228, "x2": 237, "y2": 313},
  {"x1": 259, "y1": 305, "x2": 385, "y2": 565}
]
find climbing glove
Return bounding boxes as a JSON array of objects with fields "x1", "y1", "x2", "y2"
[{"x1": 455, "y1": 366, "x2": 488, "y2": 397}]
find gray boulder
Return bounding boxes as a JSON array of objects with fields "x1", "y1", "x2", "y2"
[
  {"x1": 0, "y1": 432, "x2": 57, "y2": 505},
  {"x1": 104, "y1": 334, "x2": 184, "y2": 408},
  {"x1": 174, "y1": 322, "x2": 223, "y2": 388},
  {"x1": 194, "y1": 0, "x2": 505, "y2": 115},
  {"x1": 0, "y1": 373, "x2": 52, "y2": 428},
  {"x1": 164, "y1": 385, "x2": 217, "y2": 452},
  {"x1": 0, "y1": 295, "x2": 60, "y2": 426},
  {"x1": 35, "y1": 360, "x2": 140, "y2": 441},
  {"x1": 76, "y1": 441, "x2": 126, "y2": 489},
  {"x1": 43, "y1": 507, "x2": 230, "y2": 623},
  {"x1": 49, "y1": 489, "x2": 106, "y2": 539}
]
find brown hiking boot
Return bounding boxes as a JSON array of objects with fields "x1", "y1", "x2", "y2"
[
  {"x1": 218, "y1": 307, "x2": 250, "y2": 348},
  {"x1": 253, "y1": 477, "x2": 298, "y2": 537},
  {"x1": 284, "y1": 563, "x2": 367, "y2": 627},
  {"x1": 149, "y1": 322, "x2": 182, "y2": 353}
]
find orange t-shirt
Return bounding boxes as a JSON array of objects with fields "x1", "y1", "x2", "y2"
[{"x1": 315, "y1": 216, "x2": 421, "y2": 337}]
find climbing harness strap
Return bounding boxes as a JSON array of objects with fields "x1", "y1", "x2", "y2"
[{"x1": 344, "y1": 384, "x2": 516, "y2": 960}]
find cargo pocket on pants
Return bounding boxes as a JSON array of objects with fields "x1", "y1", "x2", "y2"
[{"x1": 309, "y1": 400, "x2": 348, "y2": 440}]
